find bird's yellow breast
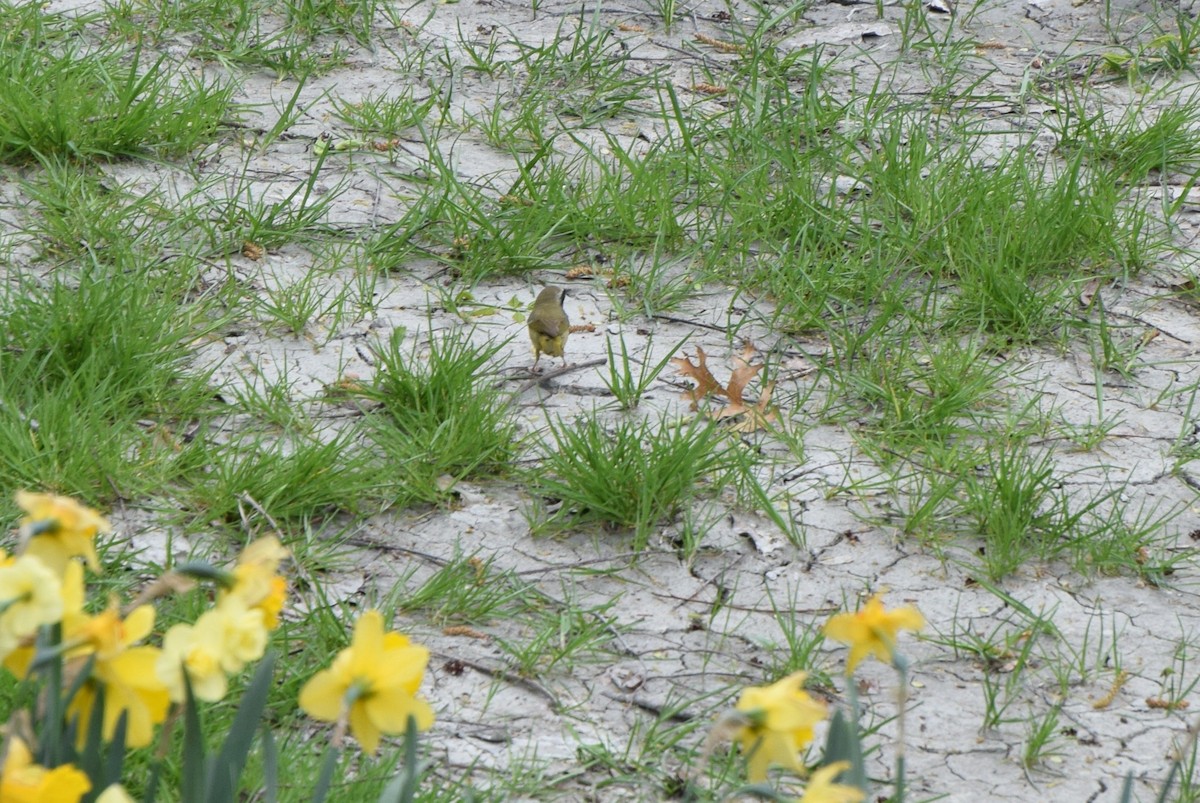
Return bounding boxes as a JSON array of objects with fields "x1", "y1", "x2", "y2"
[{"x1": 530, "y1": 328, "x2": 567, "y2": 357}]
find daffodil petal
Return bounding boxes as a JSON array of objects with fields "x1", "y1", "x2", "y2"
[
  {"x1": 299, "y1": 669, "x2": 346, "y2": 722},
  {"x1": 349, "y1": 702, "x2": 382, "y2": 754}
]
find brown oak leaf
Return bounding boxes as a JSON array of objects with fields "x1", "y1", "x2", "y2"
[
  {"x1": 728, "y1": 380, "x2": 779, "y2": 433},
  {"x1": 716, "y1": 344, "x2": 779, "y2": 432},
  {"x1": 716, "y1": 341, "x2": 763, "y2": 416},
  {"x1": 671, "y1": 346, "x2": 726, "y2": 409}
]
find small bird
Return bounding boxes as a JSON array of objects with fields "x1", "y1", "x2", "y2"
[{"x1": 528, "y1": 286, "x2": 569, "y2": 370}]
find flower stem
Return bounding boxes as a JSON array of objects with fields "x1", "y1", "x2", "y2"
[{"x1": 894, "y1": 653, "x2": 909, "y2": 803}]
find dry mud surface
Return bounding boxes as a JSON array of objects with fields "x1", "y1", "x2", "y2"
[{"x1": 21, "y1": 0, "x2": 1200, "y2": 799}]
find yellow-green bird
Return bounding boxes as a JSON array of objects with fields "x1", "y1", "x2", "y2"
[{"x1": 528, "y1": 286, "x2": 569, "y2": 369}]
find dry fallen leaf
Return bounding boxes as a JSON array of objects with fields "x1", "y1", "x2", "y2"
[
  {"x1": 443, "y1": 625, "x2": 491, "y2": 640},
  {"x1": 671, "y1": 346, "x2": 726, "y2": 409},
  {"x1": 674, "y1": 343, "x2": 780, "y2": 431},
  {"x1": 728, "y1": 380, "x2": 779, "y2": 433},
  {"x1": 1077, "y1": 277, "x2": 1102, "y2": 308},
  {"x1": 722, "y1": 341, "x2": 763, "y2": 409},
  {"x1": 716, "y1": 343, "x2": 771, "y2": 427},
  {"x1": 695, "y1": 33, "x2": 744, "y2": 53}
]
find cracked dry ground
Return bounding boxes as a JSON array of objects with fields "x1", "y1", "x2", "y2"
[
  {"x1": 22, "y1": 0, "x2": 1200, "y2": 797},
  {"x1": 233, "y1": 3, "x2": 1200, "y2": 801}
]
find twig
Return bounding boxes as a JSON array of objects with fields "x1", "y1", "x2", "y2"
[
  {"x1": 651, "y1": 314, "x2": 727, "y2": 332},
  {"x1": 438, "y1": 654, "x2": 563, "y2": 712},
  {"x1": 507, "y1": 357, "x2": 608, "y2": 395},
  {"x1": 601, "y1": 691, "x2": 696, "y2": 722}
]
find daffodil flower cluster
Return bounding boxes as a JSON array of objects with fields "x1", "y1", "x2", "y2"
[
  {"x1": 734, "y1": 671, "x2": 828, "y2": 783},
  {"x1": 728, "y1": 672, "x2": 864, "y2": 802},
  {"x1": 716, "y1": 594, "x2": 925, "y2": 803},
  {"x1": 0, "y1": 736, "x2": 90, "y2": 801},
  {"x1": 155, "y1": 536, "x2": 289, "y2": 703},
  {"x1": 0, "y1": 491, "x2": 293, "y2": 803},
  {"x1": 0, "y1": 550, "x2": 63, "y2": 661},
  {"x1": 1, "y1": 735, "x2": 135, "y2": 803}
]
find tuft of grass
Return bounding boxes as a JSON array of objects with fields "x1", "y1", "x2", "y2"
[
  {"x1": 0, "y1": 4, "x2": 230, "y2": 162},
  {"x1": 253, "y1": 270, "x2": 348, "y2": 337},
  {"x1": 1099, "y1": 11, "x2": 1200, "y2": 80},
  {"x1": 601, "y1": 334, "x2": 687, "y2": 411},
  {"x1": 760, "y1": 585, "x2": 829, "y2": 682},
  {"x1": 0, "y1": 264, "x2": 216, "y2": 501},
  {"x1": 394, "y1": 554, "x2": 538, "y2": 625},
  {"x1": 867, "y1": 126, "x2": 1145, "y2": 342},
  {"x1": 494, "y1": 594, "x2": 619, "y2": 677},
  {"x1": 189, "y1": 430, "x2": 379, "y2": 525},
  {"x1": 835, "y1": 330, "x2": 1003, "y2": 451},
  {"x1": 530, "y1": 413, "x2": 741, "y2": 549},
  {"x1": 1021, "y1": 705, "x2": 1064, "y2": 769},
  {"x1": 330, "y1": 89, "x2": 438, "y2": 138},
  {"x1": 286, "y1": 0, "x2": 378, "y2": 44},
  {"x1": 1048, "y1": 89, "x2": 1200, "y2": 182},
  {"x1": 198, "y1": 148, "x2": 342, "y2": 250},
  {"x1": 355, "y1": 328, "x2": 519, "y2": 506},
  {"x1": 105, "y1": 0, "x2": 359, "y2": 76},
  {"x1": 508, "y1": 13, "x2": 659, "y2": 128}
]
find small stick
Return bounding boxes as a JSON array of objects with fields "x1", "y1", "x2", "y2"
[{"x1": 507, "y1": 357, "x2": 608, "y2": 395}]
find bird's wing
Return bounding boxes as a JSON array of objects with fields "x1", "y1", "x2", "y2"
[{"x1": 534, "y1": 319, "x2": 565, "y2": 337}]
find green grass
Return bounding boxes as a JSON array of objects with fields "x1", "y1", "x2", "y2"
[
  {"x1": 0, "y1": 3, "x2": 230, "y2": 163},
  {"x1": 104, "y1": 0, "x2": 368, "y2": 76},
  {"x1": 330, "y1": 89, "x2": 438, "y2": 138},
  {"x1": 354, "y1": 328, "x2": 520, "y2": 506},
  {"x1": 4, "y1": 0, "x2": 1200, "y2": 797},
  {"x1": 187, "y1": 430, "x2": 379, "y2": 525},
  {"x1": 393, "y1": 553, "x2": 538, "y2": 625},
  {"x1": 0, "y1": 261, "x2": 216, "y2": 501},
  {"x1": 530, "y1": 413, "x2": 744, "y2": 549}
]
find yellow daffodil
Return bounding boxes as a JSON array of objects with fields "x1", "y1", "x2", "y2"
[
  {"x1": 72, "y1": 644, "x2": 171, "y2": 747},
  {"x1": 796, "y1": 762, "x2": 865, "y2": 803},
  {"x1": 211, "y1": 597, "x2": 268, "y2": 673},
  {"x1": 4, "y1": 560, "x2": 90, "y2": 676},
  {"x1": 2, "y1": 562, "x2": 168, "y2": 746},
  {"x1": 15, "y1": 491, "x2": 109, "y2": 575},
  {"x1": 0, "y1": 737, "x2": 91, "y2": 803},
  {"x1": 219, "y1": 536, "x2": 289, "y2": 630},
  {"x1": 96, "y1": 785, "x2": 137, "y2": 803},
  {"x1": 0, "y1": 552, "x2": 63, "y2": 661},
  {"x1": 823, "y1": 595, "x2": 925, "y2": 675},
  {"x1": 157, "y1": 594, "x2": 271, "y2": 704},
  {"x1": 70, "y1": 596, "x2": 169, "y2": 748},
  {"x1": 299, "y1": 610, "x2": 434, "y2": 754},
  {"x1": 734, "y1": 671, "x2": 828, "y2": 782},
  {"x1": 157, "y1": 610, "x2": 234, "y2": 703}
]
